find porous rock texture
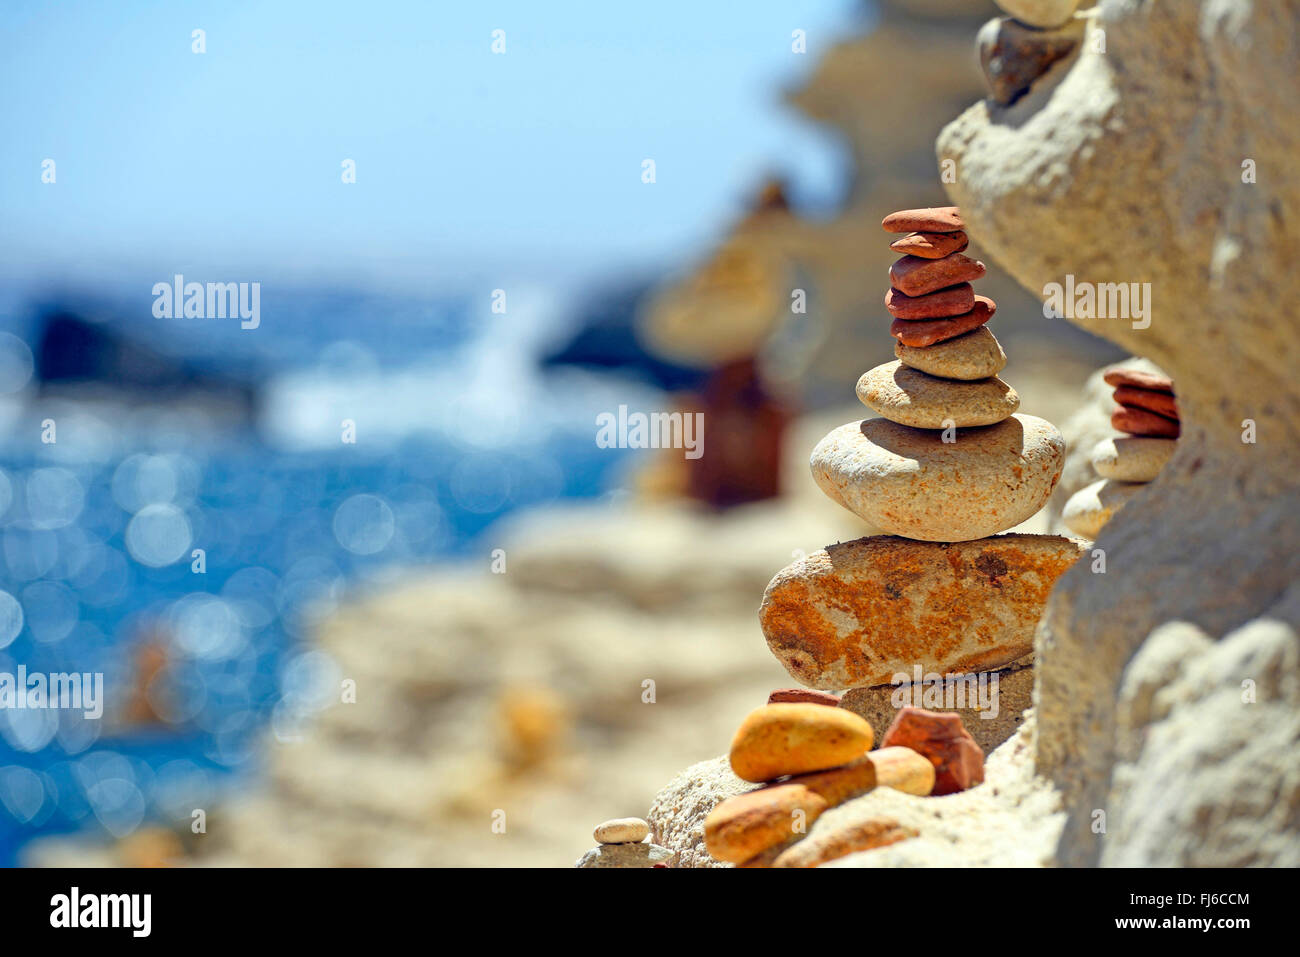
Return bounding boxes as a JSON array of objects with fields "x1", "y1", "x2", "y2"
[{"x1": 939, "y1": 0, "x2": 1300, "y2": 865}]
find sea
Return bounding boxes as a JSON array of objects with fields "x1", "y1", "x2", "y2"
[{"x1": 0, "y1": 281, "x2": 662, "y2": 865}]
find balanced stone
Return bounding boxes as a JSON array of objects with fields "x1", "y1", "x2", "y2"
[
  {"x1": 856, "y1": 360, "x2": 1019, "y2": 429},
  {"x1": 880, "y1": 707, "x2": 985, "y2": 796},
  {"x1": 891, "y1": 297, "x2": 996, "y2": 347},
  {"x1": 1103, "y1": 367, "x2": 1174, "y2": 393},
  {"x1": 1112, "y1": 406, "x2": 1180, "y2": 438},
  {"x1": 894, "y1": 325, "x2": 1006, "y2": 380},
  {"x1": 978, "y1": 15, "x2": 1084, "y2": 105},
  {"x1": 889, "y1": 230, "x2": 969, "y2": 259},
  {"x1": 810, "y1": 414, "x2": 1064, "y2": 541},
  {"x1": 768, "y1": 688, "x2": 842, "y2": 707},
  {"x1": 885, "y1": 283, "x2": 974, "y2": 319},
  {"x1": 881, "y1": 206, "x2": 965, "y2": 233},
  {"x1": 594, "y1": 817, "x2": 650, "y2": 844},
  {"x1": 759, "y1": 534, "x2": 1085, "y2": 689},
  {"x1": 729, "y1": 703, "x2": 875, "y2": 782},
  {"x1": 889, "y1": 253, "x2": 986, "y2": 297},
  {"x1": 1113, "y1": 385, "x2": 1179, "y2": 420},
  {"x1": 703, "y1": 784, "x2": 827, "y2": 864},
  {"x1": 1090, "y1": 436, "x2": 1176, "y2": 482},
  {"x1": 1062, "y1": 477, "x2": 1144, "y2": 539},
  {"x1": 575, "y1": 842, "x2": 674, "y2": 868}
]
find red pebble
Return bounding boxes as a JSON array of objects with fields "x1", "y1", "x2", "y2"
[
  {"x1": 880, "y1": 707, "x2": 984, "y2": 795},
  {"x1": 767, "y1": 688, "x2": 843, "y2": 707}
]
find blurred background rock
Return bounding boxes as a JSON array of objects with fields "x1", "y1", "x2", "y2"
[{"x1": 3, "y1": 0, "x2": 1118, "y2": 867}]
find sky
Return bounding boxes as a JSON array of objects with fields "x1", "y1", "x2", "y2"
[{"x1": 0, "y1": 0, "x2": 870, "y2": 294}]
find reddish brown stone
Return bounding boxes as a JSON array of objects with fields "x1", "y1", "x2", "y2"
[
  {"x1": 889, "y1": 253, "x2": 986, "y2": 297},
  {"x1": 1102, "y1": 367, "x2": 1175, "y2": 394},
  {"x1": 886, "y1": 284, "x2": 975, "y2": 319},
  {"x1": 768, "y1": 688, "x2": 843, "y2": 708},
  {"x1": 880, "y1": 707, "x2": 985, "y2": 796},
  {"x1": 889, "y1": 230, "x2": 969, "y2": 259},
  {"x1": 882, "y1": 206, "x2": 965, "y2": 233},
  {"x1": 1112, "y1": 406, "x2": 1180, "y2": 438},
  {"x1": 890, "y1": 298, "x2": 996, "y2": 347},
  {"x1": 1112, "y1": 385, "x2": 1179, "y2": 420}
]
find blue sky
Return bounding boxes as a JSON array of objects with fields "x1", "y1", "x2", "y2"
[{"x1": 0, "y1": 0, "x2": 869, "y2": 293}]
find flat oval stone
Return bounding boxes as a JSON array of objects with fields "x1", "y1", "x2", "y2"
[
  {"x1": 856, "y1": 360, "x2": 1019, "y2": 428},
  {"x1": 810, "y1": 415, "x2": 1065, "y2": 541},
  {"x1": 759, "y1": 534, "x2": 1086, "y2": 689},
  {"x1": 1113, "y1": 385, "x2": 1179, "y2": 419},
  {"x1": 889, "y1": 253, "x2": 986, "y2": 297},
  {"x1": 728, "y1": 703, "x2": 875, "y2": 782},
  {"x1": 889, "y1": 230, "x2": 969, "y2": 259},
  {"x1": 1062, "y1": 477, "x2": 1144, "y2": 539},
  {"x1": 593, "y1": 817, "x2": 650, "y2": 844},
  {"x1": 890, "y1": 297, "x2": 996, "y2": 346},
  {"x1": 1102, "y1": 367, "x2": 1174, "y2": 393},
  {"x1": 1112, "y1": 406, "x2": 1179, "y2": 438},
  {"x1": 1090, "y1": 436, "x2": 1176, "y2": 482},
  {"x1": 703, "y1": 783, "x2": 828, "y2": 863},
  {"x1": 881, "y1": 206, "x2": 964, "y2": 233},
  {"x1": 895, "y1": 325, "x2": 1006, "y2": 380},
  {"x1": 885, "y1": 283, "x2": 974, "y2": 319}
]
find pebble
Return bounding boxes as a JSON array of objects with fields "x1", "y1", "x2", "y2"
[
  {"x1": 886, "y1": 283, "x2": 975, "y2": 319},
  {"x1": 890, "y1": 297, "x2": 996, "y2": 346},
  {"x1": 1062, "y1": 477, "x2": 1144, "y2": 539},
  {"x1": 1103, "y1": 367, "x2": 1174, "y2": 393},
  {"x1": 809, "y1": 414, "x2": 1064, "y2": 542},
  {"x1": 881, "y1": 206, "x2": 965, "y2": 233},
  {"x1": 703, "y1": 783, "x2": 828, "y2": 864},
  {"x1": 889, "y1": 230, "x2": 969, "y2": 259},
  {"x1": 728, "y1": 703, "x2": 875, "y2": 783},
  {"x1": 1112, "y1": 385, "x2": 1179, "y2": 420},
  {"x1": 881, "y1": 707, "x2": 985, "y2": 796},
  {"x1": 1112, "y1": 406, "x2": 1180, "y2": 438},
  {"x1": 978, "y1": 15, "x2": 1083, "y2": 105},
  {"x1": 889, "y1": 253, "x2": 987, "y2": 297},
  {"x1": 760, "y1": 534, "x2": 1085, "y2": 689},
  {"x1": 768, "y1": 688, "x2": 842, "y2": 707},
  {"x1": 593, "y1": 817, "x2": 650, "y2": 845},
  {"x1": 575, "y1": 842, "x2": 675, "y2": 868},
  {"x1": 856, "y1": 360, "x2": 1020, "y2": 429},
  {"x1": 1090, "y1": 436, "x2": 1176, "y2": 483},
  {"x1": 994, "y1": 0, "x2": 1082, "y2": 29},
  {"x1": 894, "y1": 325, "x2": 1007, "y2": 380}
]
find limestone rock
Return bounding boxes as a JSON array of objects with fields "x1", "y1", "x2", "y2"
[
  {"x1": 940, "y1": 0, "x2": 1300, "y2": 865},
  {"x1": 894, "y1": 325, "x2": 1006, "y2": 381},
  {"x1": 810, "y1": 415, "x2": 1065, "y2": 541},
  {"x1": 575, "y1": 842, "x2": 675, "y2": 868},
  {"x1": 760, "y1": 534, "x2": 1085, "y2": 689},
  {"x1": 856, "y1": 360, "x2": 1019, "y2": 429}
]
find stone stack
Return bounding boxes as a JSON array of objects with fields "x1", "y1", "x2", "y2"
[
  {"x1": 1062, "y1": 366, "x2": 1178, "y2": 539},
  {"x1": 760, "y1": 205, "x2": 1085, "y2": 753},
  {"x1": 575, "y1": 816, "x2": 675, "y2": 868}
]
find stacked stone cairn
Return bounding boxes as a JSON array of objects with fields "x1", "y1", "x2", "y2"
[
  {"x1": 693, "y1": 204, "x2": 1092, "y2": 867},
  {"x1": 1063, "y1": 365, "x2": 1178, "y2": 539},
  {"x1": 575, "y1": 816, "x2": 675, "y2": 868}
]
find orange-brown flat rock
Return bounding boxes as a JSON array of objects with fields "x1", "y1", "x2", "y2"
[
  {"x1": 1112, "y1": 385, "x2": 1179, "y2": 420},
  {"x1": 889, "y1": 253, "x2": 986, "y2": 297},
  {"x1": 1102, "y1": 367, "x2": 1174, "y2": 393},
  {"x1": 888, "y1": 230, "x2": 969, "y2": 259},
  {"x1": 760, "y1": 534, "x2": 1086, "y2": 689},
  {"x1": 890, "y1": 297, "x2": 995, "y2": 346},
  {"x1": 886, "y1": 284, "x2": 976, "y2": 319},
  {"x1": 1112, "y1": 406, "x2": 1180, "y2": 437},
  {"x1": 882, "y1": 206, "x2": 965, "y2": 233},
  {"x1": 703, "y1": 783, "x2": 828, "y2": 864},
  {"x1": 768, "y1": 688, "x2": 842, "y2": 707}
]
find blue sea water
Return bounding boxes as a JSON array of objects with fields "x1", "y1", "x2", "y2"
[{"x1": 0, "y1": 287, "x2": 643, "y2": 865}]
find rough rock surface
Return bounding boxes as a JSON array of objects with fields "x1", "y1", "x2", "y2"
[
  {"x1": 856, "y1": 360, "x2": 1019, "y2": 428},
  {"x1": 940, "y1": 0, "x2": 1300, "y2": 865},
  {"x1": 894, "y1": 325, "x2": 1007, "y2": 381},
  {"x1": 760, "y1": 534, "x2": 1085, "y2": 689},
  {"x1": 575, "y1": 842, "x2": 675, "y2": 868}
]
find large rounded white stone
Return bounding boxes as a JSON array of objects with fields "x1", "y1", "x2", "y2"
[
  {"x1": 1089, "y1": 436, "x2": 1175, "y2": 483},
  {"x1": 810, "y1": 415, "x2": 1065, "y2": 542},
  {"x1": 1061, "y1": 478, "x2": 1144, "y2": 539}
]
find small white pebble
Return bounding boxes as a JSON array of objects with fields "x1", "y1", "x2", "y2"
[{"x1": 594, "y1": 817, "x2": 650, "y2": 845}]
